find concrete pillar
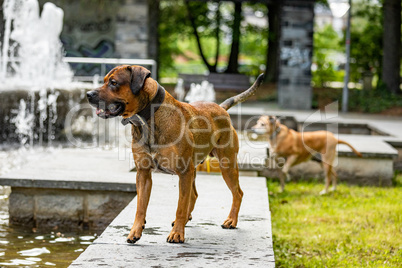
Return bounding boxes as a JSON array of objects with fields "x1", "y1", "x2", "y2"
[
  {"x1": 278, "y1": 0, "x2": 314, "y2": 110},
  {"x1": 115, "y1": 0, "x2": 149, "y2": 59}
]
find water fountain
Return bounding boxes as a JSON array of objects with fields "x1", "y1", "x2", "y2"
[
  {"x1": 0, "y1": 0, "x2": 93, "y2": 147},
  {"x1": 0, "y1": 2, "x2": 100, "y2": 265},
  {"x1": 184, "y1": 80, "x2": 216, "y2": 103}
]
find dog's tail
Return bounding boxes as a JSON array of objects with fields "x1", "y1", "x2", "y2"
[
  {"x1": 219, "y1": 73, "x2": 264, "y2": 111},
  {"x1": 337, "y1": 140, "x2": 363, "y2": 157}
]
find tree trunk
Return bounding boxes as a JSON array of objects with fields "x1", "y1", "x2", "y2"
[
  {"x1": 225, "y1": 1, "x2": 242, "y2": 74},
  {"x1": 381, "y1": 0, "x2": 401, "y2": 94},
  {"x1": 148, "y1": 0, "x2": 160, "y2": 78},
  {"x1": 213, "y1": 2, "x2": 221, "y2": 71},
  {"x1": 265, "y1": 2, "x2": 281, "y2": 83},
  {"x1": 185, "y1": 1, "x2": 216, "y2": 73}
]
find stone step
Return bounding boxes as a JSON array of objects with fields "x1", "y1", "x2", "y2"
[{"x1": 70, "y1": 174, "x2": 275, "y2": 267}]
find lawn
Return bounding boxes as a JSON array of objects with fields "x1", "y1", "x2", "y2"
[{"x1": 267, "y1": 175, "x2": 402, "y2": 267}]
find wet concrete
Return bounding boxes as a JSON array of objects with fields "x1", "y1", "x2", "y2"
[{"x1": 70, "y1": 174, "x2": 275, "y2": 267}]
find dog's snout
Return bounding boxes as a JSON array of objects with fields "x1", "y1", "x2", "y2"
[{"x1": 86, "y1": 91, "x2": 96, "y2": 100}]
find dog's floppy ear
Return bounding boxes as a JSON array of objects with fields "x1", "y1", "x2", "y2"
[{"x1": 127, "y1": 65, "x2": 151, "y2": 95}]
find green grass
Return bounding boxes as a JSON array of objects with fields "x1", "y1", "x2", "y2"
[{"x1": 268, "y1": 175, "x2": 402, "y2": 267}]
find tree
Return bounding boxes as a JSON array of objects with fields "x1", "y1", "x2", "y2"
[
  {"x1": 265, "y1": 1, "x2": 281, "y2": 83},
  {"x1": 313, "y1": 24, "x2": 343, "y2": 87},
  {"x1": 185, "y1": 0, "x2": 243, "y2": 74},
  {"x1": 159, "y1": 0, "x2": 269, "y2": 77},
  {"x1": 225, "y1": 1, "x2": 242, "y2": 73},
  {"x1": 381, "y1": 0, "x2": 401, "y2": 94},
  {"x1": 349, "y1": 1, "x2": 383, "y2": 83},
  {"x1": 185, "y1": 1, "x2": 221, "y2": 73}
]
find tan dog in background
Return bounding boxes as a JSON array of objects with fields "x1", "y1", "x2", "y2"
[
  {"x1": 87, "y1": 65, "x2": 264, "y2": 243},
  {"x1": 252, "y1": 115, "x2": 362, "y2": 194}
]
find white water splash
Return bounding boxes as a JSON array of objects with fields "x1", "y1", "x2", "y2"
[
  {"x1": 1, "y1": 0, "x2": 72, "y2": 86},
  {"x1": 185, "y1": 80, "x2": 216, "y2": 103},
  {"x1": 174, "y1": 78, "x2": 185, "y2": 101},
  {"x1": 11, "y1": 99, "x2": 34, "y2": 146}
]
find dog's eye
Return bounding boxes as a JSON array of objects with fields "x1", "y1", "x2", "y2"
[{"x1": 111, "y1": 81, "x2": 117, "y2": 86}]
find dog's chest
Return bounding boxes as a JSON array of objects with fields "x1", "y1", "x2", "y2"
[{"x1": 131, "y1": 128, "x2": 176, "y2": 174}]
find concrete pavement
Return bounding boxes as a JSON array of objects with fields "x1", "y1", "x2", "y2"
[{"x1": 70, "y1": 174, "x2": 275, "y2": 267}]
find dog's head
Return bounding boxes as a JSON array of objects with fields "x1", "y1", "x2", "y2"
[
  {"x1": 251, "y1": 115, "x2": 280, "y2": 134},
  {"x1": 86, "y1": 65, "x2": 151, "y2": 119}
]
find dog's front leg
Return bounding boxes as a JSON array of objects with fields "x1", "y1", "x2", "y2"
[
  {"x1": 127, "y1": 168, "x2": 152, "y2": 243},
  {"x1": 279, "y1": 155, "x2": 297, "y2": 192},
  {"x1": 167, "y1": 168, "x2": 195, "y2": 243}
]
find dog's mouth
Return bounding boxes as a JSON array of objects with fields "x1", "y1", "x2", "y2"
[
  {"x1": 95, "y1": 102, "x2": 125, "y2": 119},
  {"x1": 251, "y1": 127, "x2": 267, "y2": 135}
]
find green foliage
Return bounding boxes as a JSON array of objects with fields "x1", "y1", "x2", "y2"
[
  {"x1": 267, "y1": 179, "x2": 402, "y2": 267},
  {"x1": 313, "y1": 86, "x2": 402, "y2": 113},
  {"x1": 239, "y1": 3, "x2": 268, "y2": 76},
  {"x1": 348, "y1": 84, "x2": 402, "y2": 113},
  {"x1": 348, "y1": 0, "x2": 383, "y2": 83},
  {"x1": 159, "y1": 1, "x2": 191, "y2": 77},
  {"x1": 159, "y1": 1, "x2": 268, "y2": 78},
  {"x1": 312, "y1": 24, "x2": 344, "y2": 87}
]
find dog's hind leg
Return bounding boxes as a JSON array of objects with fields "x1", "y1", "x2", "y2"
[{"x1": 214, "y1": 147, "x2": 243, "y2": 229}]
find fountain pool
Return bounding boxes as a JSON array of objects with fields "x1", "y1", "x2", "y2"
[
  {"x1": 0, "y1": 149, "x2": 99, "y2": 267},
  {"x1": 0, "y1": 0, "x2": 101, "y2": 266}
]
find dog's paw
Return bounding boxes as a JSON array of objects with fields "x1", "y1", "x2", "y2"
[
  {"x1": 171, "y1": 215, "x2": 192, "y2": 227},
  {"x1": 126, "y1": 236, "x2": 140, "y2": 244},
  {"x1": 166, "y1": 230, "x2": 185, "y2": 243},
  {"x1": 221, "y1": 218, "x2": 237, "y2": 229},
  {"x1": 126, "y1": 223, "x2": 145, "y2": 244},
  {"x1": 319, "y1": 189, "x2": 328, "y2": 195}
]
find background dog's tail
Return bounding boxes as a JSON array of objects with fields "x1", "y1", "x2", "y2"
[
  {"x1": 219, "y1": 73, "x2": 264, "y2": 111},
  {"x1": 337, "y1": 140, "x2": 363, "y2": 157}
]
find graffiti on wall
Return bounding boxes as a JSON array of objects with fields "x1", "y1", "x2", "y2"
[{"x1": 280, "y1": 47, "x2": 312, "y2": 71}]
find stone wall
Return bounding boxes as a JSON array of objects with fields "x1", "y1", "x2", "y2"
[
  {"x1": 278, "y1": 0, "x2": 314, "y2": 110},
  {"x1": 39, "y1": 0, "x2": 157, "y2": 76},
  {"x1": 9, "y1": 187, "x2": 135, "y2": 231}
]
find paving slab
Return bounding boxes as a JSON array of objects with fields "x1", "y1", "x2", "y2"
[{"x1": 70, "y1": 174, "x2": 275, "y2": 267}]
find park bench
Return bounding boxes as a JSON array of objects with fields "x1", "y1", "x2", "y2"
[
  {"x1": 178, "y1": 73, "x2": 250, "y2": 92},
  {"x1": 207, "y1": 73, "x2": 250, "y2": 91}
]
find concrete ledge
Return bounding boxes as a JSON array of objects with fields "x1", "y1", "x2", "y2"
[
  {"x1": 238, "y1": 138, "x2": 397, "y2": 186},
  {"x1": 0, "y1": 149, "x2": 136, "y2": 192},
  {"x1": 9, "y1": 187, "x2": 135, "y2": 231},
  {"x1": 0, "y1": 149, "x2": 137, "y2": 231},
  {"x1": 0, "y1": 179, "x2": 135, "y2": 192},
  {"x1": 279, "y1": 157, "x2": 394, "y2": 186},
  {"x1": 70, "y1": 174, "x2": 275, "y2": 267}
]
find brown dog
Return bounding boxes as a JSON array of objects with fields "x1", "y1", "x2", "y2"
[
  {"x1": 87, "y1": 65, "x2": 264, "y2": 243},
  {"x1": 252, "y1": 115, "x2": 362, "y2": 194}
]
